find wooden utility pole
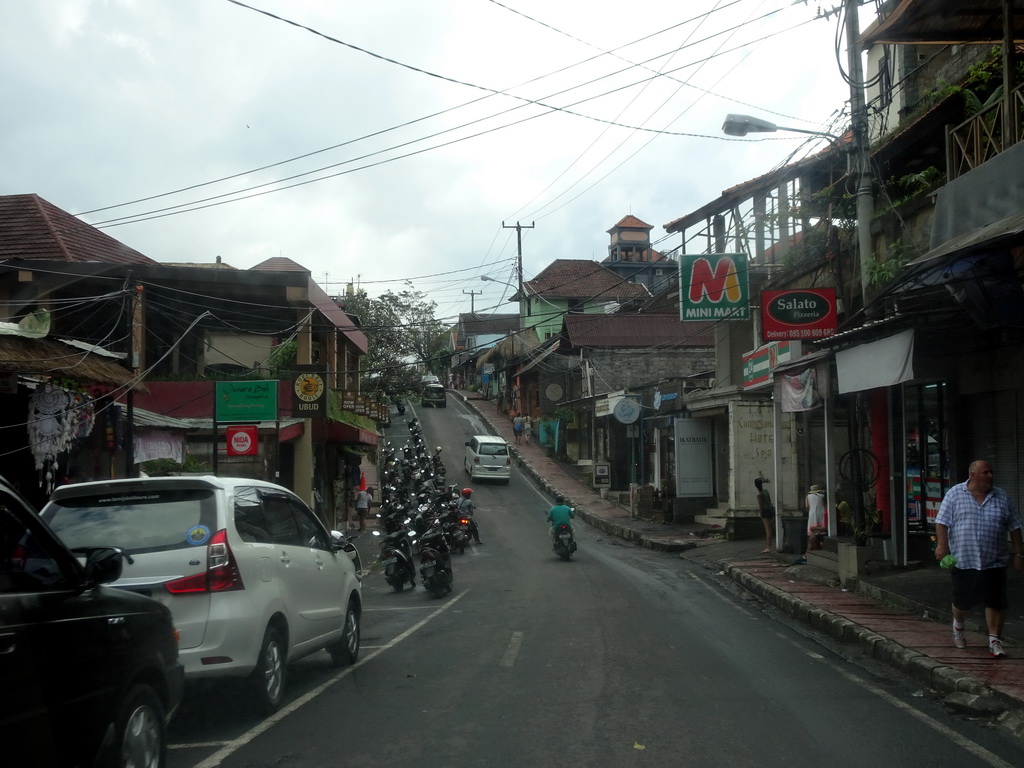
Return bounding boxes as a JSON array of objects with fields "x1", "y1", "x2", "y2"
[
  {"x1": 462, "y1": 289, "x2": 481, "y2": 313},
  {"x1": 502, "y1": 221, "x2": 534, "y2": 300}
]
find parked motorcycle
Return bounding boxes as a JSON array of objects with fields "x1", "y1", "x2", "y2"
[
  {"x1": 375, "y1": 527, "x2": 417, "y2": 591},
  {"x1": 417, "y1": 525, "x2": 453, "y2": 598},
  {"x1": 553, "y1": 522, "x2": 577, "y2": 561}
]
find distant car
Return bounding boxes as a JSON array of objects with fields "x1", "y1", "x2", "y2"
[
  {"x1": 420, "y1": 374, "x2": 440, "y2": 385},
  {"x1": 421, "y1": 383, "x2": 447, "y2": 408},
  {"x1": 41, "y1": 476, "x2": 362, "y2": 714},
  {"x1": 0, "y1": 475, "x2": 183, "y2": 768},
  {"x1": 464, "y1": 435, "x2": 511, "y2": 483}
]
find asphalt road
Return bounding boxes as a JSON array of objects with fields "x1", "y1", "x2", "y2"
[{"x1": 165, "y1": 396, "x2": 1024, "y2": 768}]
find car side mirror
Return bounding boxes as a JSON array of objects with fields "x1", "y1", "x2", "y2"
[{"x1": 83, "y1": 547, "x2": 126, "y2": 585}]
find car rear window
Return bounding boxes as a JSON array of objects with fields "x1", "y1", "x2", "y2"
[
  {"x1": 43, "y1": 488, "x2": 218, "y2": 555},
  {"x1": 479, "y1": 443, "x2": 508, "y2": 456}
]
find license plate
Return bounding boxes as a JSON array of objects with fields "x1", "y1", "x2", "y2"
[
  {"x1": 559, "y1": 534, "x2": 571, "y2": 540},
  {"x1": 421, "y1": 560, "x2": 436, "y2": 568},
  {"x1": 487, "y1": 466, "x2": 500, "y2": 471},
  {"x1": 381, "y1": 557, "x2": 397, "y2": 565}
]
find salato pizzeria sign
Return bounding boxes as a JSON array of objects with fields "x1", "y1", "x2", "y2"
[{"x1": 761, "y1": 289, "x2": 836, "y2": 342}]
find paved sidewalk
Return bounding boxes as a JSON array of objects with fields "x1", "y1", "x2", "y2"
[{"x1": 455, "y1": 389, "x2": 1024, "y2": 731}]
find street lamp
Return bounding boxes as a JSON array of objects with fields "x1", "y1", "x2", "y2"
[
  {"x1": 480, "y1": 275, "x2": 516, "y2": 291},
  {"x1": 722, "y1": 113, "x2": 842, "y2": 145}
]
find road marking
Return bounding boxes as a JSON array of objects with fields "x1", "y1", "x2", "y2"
[
  {"x1": 189, "y1": 590, "x2": 470, "y2": 768},
  {"x1": 364, "y1": 606, "x2": 439, "y2": 611},
  {"x1": 500, "y1": 631, "x2": 524, "y2": 667}
]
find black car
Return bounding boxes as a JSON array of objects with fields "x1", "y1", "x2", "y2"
[{"x1": 0, "y1": 476, "x2": 183, "y2": 768}]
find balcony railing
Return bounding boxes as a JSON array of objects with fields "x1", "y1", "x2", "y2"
[{"x1": 946, "y1": 82, "x2": 1024, "y2": 180}]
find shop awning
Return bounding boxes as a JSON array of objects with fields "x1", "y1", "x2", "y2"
[{"x1": 835, "y1": 330, "x2": 915, "y2": 394}]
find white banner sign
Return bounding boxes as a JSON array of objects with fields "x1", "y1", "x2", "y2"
[{"x1": 674, "y1": 416, "x2": 712, "y2": 497}]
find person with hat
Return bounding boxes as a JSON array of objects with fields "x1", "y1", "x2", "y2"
[{"x1": 806, "y1": 484, "x2": 826, "y2": 551}]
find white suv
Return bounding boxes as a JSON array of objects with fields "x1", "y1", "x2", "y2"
[
  {"x1": 464, "y1": 435, "x2": 511, "y2": 483},
  {"x1": 41, "y1": 476, "x2": 362, "y2": 713}
]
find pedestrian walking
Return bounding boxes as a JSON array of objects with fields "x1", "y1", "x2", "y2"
[
  {"x1": 523, "y1": 415, "x2": 532, "y2": 445},
  {"x1": 754, "y1": 478, "x2": 775, "y2": 553},
  {"x1": 513, "y1": 414, "x2": 524, "y2": 444},
  {"x1": 353, "y1": 487, "x2": 373, "y2": 531},
  {"x1": 935, "y1": 459, "x2": 1024, "y2": 657}
]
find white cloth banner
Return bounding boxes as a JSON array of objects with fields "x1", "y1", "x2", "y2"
[
  {"x1": 780, "y1": 368, "x2": 821, "y2": 412},
  {"x1": 835, "y1": 329, "x2": 915, "y2": 394},
  {"x1": 134, "y1": 429, "x2": 185, "y2": 464}
]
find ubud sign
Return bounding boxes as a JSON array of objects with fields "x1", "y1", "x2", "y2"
[{"x1": 761, "y1": 289, "x2": 836, "y2": 341}]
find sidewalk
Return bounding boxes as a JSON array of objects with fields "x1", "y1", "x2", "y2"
[{"x1": 456, "y1": 389, "x2": 1024, "y2": 731}]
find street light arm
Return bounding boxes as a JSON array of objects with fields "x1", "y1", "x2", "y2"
[{"x1": 722, "y1": 113, "x2": 842, "y2": 146}]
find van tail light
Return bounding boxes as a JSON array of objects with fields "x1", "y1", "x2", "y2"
[
  {"x1": 164, "y1": 529, "x2": 244, "y2": 594},
  {"x1": 505, "y1": 458, "x2": 511, "y2": 466}
]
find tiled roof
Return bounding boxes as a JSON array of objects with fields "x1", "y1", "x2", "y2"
[
  {"x1": 458, "y1": 313, "x2": 519, "y2": 335},
  {"x1": 608, "y1": 215, "x2": 652, "y2": 231},
  {"x1": 0, "y1": 194, "x2": 157, "y2": 265},
  {"x1": 523, "y1": 259, "x2": 650, "y2": 301},
  {"x1": 563, "y1": 313, "x2": 714, "y2": 348},
  {"x1": 250, "y1": 256, "x2": 310, "y2": 272}
]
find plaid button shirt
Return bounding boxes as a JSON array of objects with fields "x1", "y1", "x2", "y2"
[{"x1": 935, "y1": 481, "x2": 1023, "y2": 570}]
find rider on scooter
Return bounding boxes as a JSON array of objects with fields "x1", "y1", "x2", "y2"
[
  {"x1": 457, "y1": 488, "x2": 483, "y2": 544},
  {"x1": 546, "y1": 495, "x2": 574, "y2": 548}
]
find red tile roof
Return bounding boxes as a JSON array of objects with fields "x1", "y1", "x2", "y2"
[
  {"x1": 523, "y1": 259, "x2": 649, "y2": 301},
  {"x1": 609, "y1": 215, "x2": 652, "y2": 231},
  {"x1": 563, "y1": 313, "x2": 714, "y2": 348},
  {"x1": 250, "y1": 256, "x2": 310, "y2": 272},
  {"x1": 0, "y1": 194, "x2": 157, "y2": 265}
]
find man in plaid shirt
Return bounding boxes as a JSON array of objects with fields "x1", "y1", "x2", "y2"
[{"x1": 934, "y1": 459, "x2": 1024, "y2": 657}]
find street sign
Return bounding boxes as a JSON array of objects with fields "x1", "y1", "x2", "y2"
[{"x1": 215, "y1": 380, "x2": 277, "y2": 422}]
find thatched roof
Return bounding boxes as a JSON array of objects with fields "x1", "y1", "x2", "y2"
[
  {"x1": 0, "y1": 335, "x2": 142, "y2": 389},
  {"x1": 476, "y1": 328, "x2": 540, "y2": 369}
]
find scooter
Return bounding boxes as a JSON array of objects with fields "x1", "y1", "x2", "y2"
[
  {"x1": 417, "y1": 525, "x2": 453, "y2": 598},
  {"x1": 553, "y1": 522, "x2": 577, "y2": 561}
]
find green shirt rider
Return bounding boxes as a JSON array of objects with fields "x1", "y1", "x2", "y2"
[{"x1": 546, "y1": 495, "x2": 575, "y2": 546}]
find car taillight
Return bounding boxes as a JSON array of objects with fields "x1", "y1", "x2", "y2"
[
  {"x1": 460, "y1": 518, "x2": 470, "y2": 525},
  {"x1": 164, "y1": 529, "x2": 244, "y2": 594},
  {"x1": 505, "y1": 458, "x2": 511, "y2": 466}
]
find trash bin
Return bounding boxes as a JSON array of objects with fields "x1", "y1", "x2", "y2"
[{"x1": 781, "y1": 516, "x2": 807, "y2": 554}]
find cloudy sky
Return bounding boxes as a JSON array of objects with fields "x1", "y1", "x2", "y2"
[{"x1": 2, "y1": 0, "x2": 859, "y2": 324}]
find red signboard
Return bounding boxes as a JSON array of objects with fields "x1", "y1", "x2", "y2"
[
  {"x1": 226, "y1": 425, "x2": 259, "y2": 456},
  {"x1": 761, "y1": 289, "x2": 837, "y2": 341}
]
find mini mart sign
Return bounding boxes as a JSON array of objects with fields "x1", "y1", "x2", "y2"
[{"x1": 680, "y1": 253, "x2": 749, "y2": 321}]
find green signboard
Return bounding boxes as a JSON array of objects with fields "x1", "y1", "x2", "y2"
[{"x1": 215, "y1": 380, "x2": 278, "y2": 422}]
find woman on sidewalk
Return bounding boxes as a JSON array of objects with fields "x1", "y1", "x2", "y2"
[
  {"x1": 523, "y1": 415, "x2": 532, "y2": 445},
  {"x1": 755, "y1": 477, "x2": 775, "y2": 553}
]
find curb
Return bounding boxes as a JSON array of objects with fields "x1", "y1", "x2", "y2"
[{"x1": 458, "y1": 392, "x2": 1020, "y2": 723}]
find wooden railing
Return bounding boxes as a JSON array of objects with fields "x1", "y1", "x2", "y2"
[{"x1": 946, "y1": 82, "x2": 1024, "y2": 179}]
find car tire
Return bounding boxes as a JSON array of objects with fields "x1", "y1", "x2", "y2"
[
  {"x1": 250, "y1": 625, "x2": 287, "y2": 714},
  {"x1": 110, "y1": 683, "x2": 166, "y2": 768},
  {"x1": 328, "y1": 599, "x2": 361, "y2": 666}
]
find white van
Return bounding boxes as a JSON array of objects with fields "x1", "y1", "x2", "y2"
[
  {"x1": 41, "y1": 476, "x2": 362, "y2": 714},
  {"x1": 464, "y1": 435, "x2": 512, "y2": 484}
]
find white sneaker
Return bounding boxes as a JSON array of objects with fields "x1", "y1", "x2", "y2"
[
  {"x1": 989, "y1": 638, "x2": 1006, "y2": 658},
  {"x1": 952, "y1": 627, "x2": 966, "y2": 649}
]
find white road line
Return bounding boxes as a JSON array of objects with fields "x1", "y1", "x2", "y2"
[
  {"x1": 189, "y1": 590, "x2": 470, "y2": 768},
  {"x1": 499, "y1": 631, "x2": 524, "y2": 667},
  {"x1": 364, "y1": 606, "x2": 439, "y2": 611}
]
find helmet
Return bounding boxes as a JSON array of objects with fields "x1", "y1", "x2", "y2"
[{"x1": 461, "y1": 488, "x2": 473, "y2": 498}]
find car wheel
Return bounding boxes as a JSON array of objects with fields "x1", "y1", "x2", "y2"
[
  {"x1": 328, "y1": 599, "x2": 361, "y2": 666},
  {"x1": 111, "y1": 683, "x2": 166, "y2": 768},
  {"x1": 250, "y1": 625, "x2": 287, "y2": 713}
]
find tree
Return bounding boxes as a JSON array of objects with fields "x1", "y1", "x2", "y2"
[{"x1": 342, "y1": 288, "x2": 448, "y2": 397}]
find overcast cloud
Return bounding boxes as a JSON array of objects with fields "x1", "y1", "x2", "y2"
[{"x1": 1, "y1": 0, "x2": 853, "y2": 323}]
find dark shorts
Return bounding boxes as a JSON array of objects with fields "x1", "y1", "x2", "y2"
[
  {"x1": 760, "y1": 508, "x2": 775, "y2": 519},
  {"x1": 950, "y1": 566, "x2": 1008, "y2": 611},
  {"x1": 356, "y1": 507, "x2": 368, "y2": 519}
]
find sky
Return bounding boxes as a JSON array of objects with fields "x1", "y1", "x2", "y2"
[{"x1": 1, "y1": 0, "x2": 861, "y2": 325}]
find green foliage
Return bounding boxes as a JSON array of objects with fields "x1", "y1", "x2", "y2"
[
  {"x1": 865, "y1": 240, "x2": 912, "y2": 286},
  {"x1": 141, "y1": 453, "x2": 210, "y2": 476},
  {"x1": 268, "y1": 339, "x2": 297, "y2": 374},
  {"x1": 342, "y1": 288, "x2": 448, "y2": 396}
]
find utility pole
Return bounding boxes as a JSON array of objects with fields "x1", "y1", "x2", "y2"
[
  {"x1": 462, "y1": 289, "x2": 481, "y2": 314},
  {"x1": 845, "y1": 0, "x2": 874, "y2": 313},
  {"x1": 502, "y1": 221, "x2": 535, "y2": 300}
]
